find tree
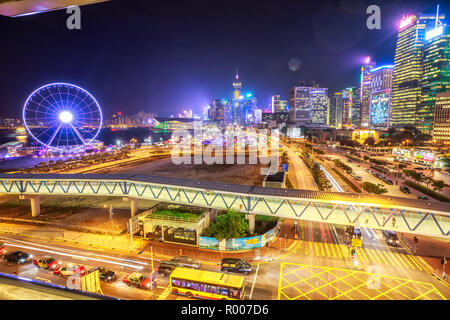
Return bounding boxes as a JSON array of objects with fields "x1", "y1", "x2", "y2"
[
  {"x1": 423, "y1": 176, "x2": 433, "y2": 189},
  {"x1": 362, "y1": 182, "x2": 388, "y2": 194},
  {"x1": 204, "y1": 210, "x2": 249, "y2": 240},
  {"x1": 432, "y1": 180, "x2": 445, "y2": 192}
]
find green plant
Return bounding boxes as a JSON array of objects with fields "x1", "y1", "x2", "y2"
[{"x1": 204, "y1": 210, "x2": 249, "y2": 240}]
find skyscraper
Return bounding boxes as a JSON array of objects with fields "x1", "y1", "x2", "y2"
[
  {"x1": 391, "y1": 12, "x2": 445, "y2": 130},
  {"x1": 369, "y1": 65, "x2": 394, "y2": 129},
  {"x1": 289, "y1": 82, "x2": 327, "y2": 125},
  {"x1": 272, "y1": 95, "x2": 288, "y2": 113},
  {"x1": 289, "y1": 86, "x2": 312, "y2": 124},
  {"x1": 341, "y1": 87, "x2": 359, "y2": 128},
  {"x1": 432, "y1": 91, "x2": 450, "y2": 145},
  {"x1": 231, "y1": 70, "x2": 243, "y2": 125},
  {"x1": 310, "y1": 88, "x2": 329, "y2": 125},
  {"x1": 360, "y1": 57, "x2": 376, "y2": 128},
  {"x1": 332, "y1": 92, "x2": 343, "y2": 129},
  {"x1": 418, "y1": 15, "x2": 449, "y2": 134}
]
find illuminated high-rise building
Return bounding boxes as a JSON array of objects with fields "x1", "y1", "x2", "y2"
[
  {"x1": 289, "y1": 82, "x2": 327, "y2": 125},
  {"x1": 418, "y1": 12, "x2": 449, "y2": 134},
  {"x1": 231, "y1": 69, "x2": 244, "y2": 125},
  {"x1": 369, "y1": 65, "x2": 394, "y2": 128},
  {"x1": 341, "y1": 87, "x2": 360, "y2": 128},
  {"x1": 360, "y1": 57, "x2": 376, "y2": 128},
  {"x1": 272, "y1": 95, "x2": 288, "y2": 113},
  {"x1": 432, "y1": 91, "x2": 450, "y2": 145},
  {"x1": 391, "y1": 12, "x2": 445, "y2": 130},
  {"x1": 310, "y1": 88, "x2": 329, "y2": 125},
  {"x1": 331, "y1": 92, "x2": 343, "y2": 128}
]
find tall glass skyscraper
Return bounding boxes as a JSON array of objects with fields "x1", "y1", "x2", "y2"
[
  {"x1": 360, "y1": 58, "x2": 376, "y2": 128},
  {"x1": 391, "y1": 12, "x2": 446, "y2": 131},
  {"x1": 418, "y1": 21, "x2": 450, "y2": 134}
]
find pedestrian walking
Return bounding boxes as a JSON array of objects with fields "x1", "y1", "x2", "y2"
[
  {"x1": 392, "y1": 216, "x2": 396, "y2": 228},
  {"x1": 442, "y1": 257, "x2": 447, "y2": 279}
]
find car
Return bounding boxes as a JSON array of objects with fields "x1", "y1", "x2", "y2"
[
  {"x1": 3, "y1": 251, "x2": 32, "y2": 264},
  {"x1": 122, "y1": 272, "x2": 151, "y2": 290},
  {"x1": 221, "y1": 258, "x2": 252, "y2": 275},
  {"x1": 53, "y1": 264, "x2": 86, "y2": 277},
  {"x1": 382, "y1": 230, "x2": 400, "y2": 247},
  {"x1": 385, "y1": 179, "x2": 394, "y2": 185},
  {"x1": 354, "y1": 176, "x2": 362, "y2": 181},
  {"x1": 33, "y1": 256, "x2": 60, "y2": 269},
  {"x1": 414, "y1": 167, "x2": 424, "y2": 170},
  {"x1": 0, "y1": 242, "x2": 5, "y2": 256},
  {"x1": 170, "y1": 256, "x2": 201, "y2": 269},
  {"x1": 88, "y1": 267, "x2": 117, "y2": 282},
  {"x1": 157, "y1": 260, "x2": 179, "y2": 277},
  {"x1": 418, "y1": 195, "x2": 429, "y2": 200},
  {"x1": 400, "y1": 185, "x2": 411, "y2": 194}
]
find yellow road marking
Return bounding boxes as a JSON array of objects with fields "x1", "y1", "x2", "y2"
[
  {"x1": 309, "y1": 242, "x2": 313, "y2": 255},
  {"x1": 376, "y1": 250, "x2": 389, "y2": 266},
  {"x1": 278, "y1": 263, "x2": 446, "y2": 301},
  {"x1": 401, "y1": 254, "x2": 416, "y2": 270},
  {"x1": 362, "y1": 248, "x2": 374, "y2": 264},
  {"x1": 358, "y1": 248, "x2": 369, "y2": 263},
  {"x1": 408, "y1": 255, "x2": 423, "y2": 271},
  {"x1": 387, "y1": 251, "x2": 401, "y2": 267},
  {"x1": 381, "y1": 250, "x2": 395, "y2": 266},
  {"x1": 314, "y1": 242, "x2": 319, "y2": 256},
  {"x1": 335, "y1": 244, "x2": 342, "y2": 258},
  {"x1": 394, "y1": 252, "x2": 409, "y2": 269},
  {"x1": 319, "y1": 243, "x2": 325, "y2": 257},
  {"x1": 367, "y1": 249, "x2": 381, "y2": 264},
  {"x1": 157, "y1": 286, "x2": 171, "y2": 300},
  {"x1": 340, "y1": 245, "x2": 348, "y2": 258},
  {"x1": 278, "y1": 262, "x2": 284, "y2": 300},
  {"x1": 324, "y1": 243, "x2": 331, "y2": 258},
  {"x1": 329, "y1": 243, "x2": 336, "y2": 258}
]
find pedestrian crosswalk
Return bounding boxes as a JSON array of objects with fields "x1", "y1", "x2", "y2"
[{"x1": 295, "y1": 241, "x2": 423, "y2": 271}]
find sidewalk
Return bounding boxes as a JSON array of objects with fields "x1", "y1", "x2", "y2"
[
  {"x1": 401, "y1": 233, "x2": 450, "y2": 285},
  {"x1": 0, "y1": 219, "x2": 299, "y2": 265},
  {"x1": 142, "y1": 219, "x2": 299, "y2": 265}
]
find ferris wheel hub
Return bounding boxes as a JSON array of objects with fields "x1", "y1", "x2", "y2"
[{"x1": 59, "y1": 111, "x2": 73, "y2": 123}]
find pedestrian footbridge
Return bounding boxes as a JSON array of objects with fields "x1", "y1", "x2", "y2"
[{"x1": 0, "y1": 174, "x2": 449, "y2": 239}]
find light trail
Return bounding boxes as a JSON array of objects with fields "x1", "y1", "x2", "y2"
[{"x1": 4, "y1": 241, "x2": 145, "y2": 270}]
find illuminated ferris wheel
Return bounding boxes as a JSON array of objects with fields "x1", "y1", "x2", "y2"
[{"x1": 23, "y1": 83, "x2": 103, "y2": 150}]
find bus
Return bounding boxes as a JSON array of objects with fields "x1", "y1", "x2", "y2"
[{"x1": 169, "y1": 267, "x2": 245, "y2": 300}]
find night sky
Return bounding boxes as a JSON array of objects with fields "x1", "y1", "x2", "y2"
[{"x1": 0, "y1": 0, "x2": 446, "y2": 118}]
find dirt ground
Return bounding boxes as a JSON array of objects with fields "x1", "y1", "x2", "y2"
[
  {"x1": 96, "y1": 156, "x2": 268, "y2": 186},
  {"x1": 0, "y1": 195, "x2": 158, "y2": 234}
]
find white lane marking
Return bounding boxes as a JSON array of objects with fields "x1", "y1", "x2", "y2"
[
  {"x1": 4, "y1": 242, "x2": 145, "y2": 270},
  {"x1": 2, "y1": 237, "x2": 147, "y2": 266},
  {"x1": 249, "y1": 263, "x2": 260, "y2": 300}
]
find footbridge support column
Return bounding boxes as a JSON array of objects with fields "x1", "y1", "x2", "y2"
[
  {"x1": 246, "y1": 213, "x2": 256, "y2": 233},
  {"x1": 123, "y1": 197, "x2": 138, "y2": 218},
  {"x1": 20, "y1": 195, "x2": 40, "y2": 217}
]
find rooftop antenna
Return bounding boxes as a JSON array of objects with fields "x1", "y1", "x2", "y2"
[
  {"x1": 435, "y1": 4, "x2": 442, "y2": 28},
  {"x1": 236, "y1": 68, "x2": 239, "y2": 80}
]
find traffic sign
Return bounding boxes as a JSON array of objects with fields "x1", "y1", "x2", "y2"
[
  {"x1": 282, "y1": 164, "x2": 289, "y2": 172},
  {"x1": 351, "y1": 238, "x2": 363, "y2": 248}
]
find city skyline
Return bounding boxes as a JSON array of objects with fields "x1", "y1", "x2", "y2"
[{"x1": 0, "y1": 0, "x2": 447, "y2": 118}]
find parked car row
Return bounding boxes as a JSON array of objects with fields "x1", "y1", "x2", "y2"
[{"x1": 365, "y1": 168, "x2": 394, "y2": 185}]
